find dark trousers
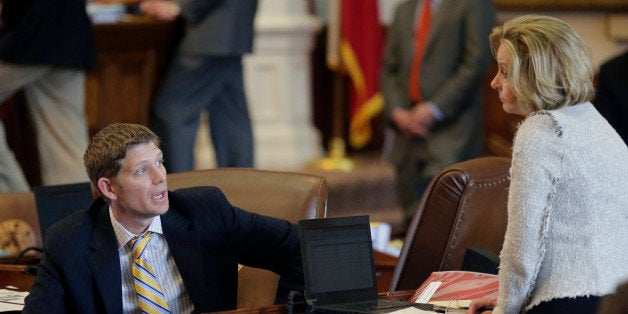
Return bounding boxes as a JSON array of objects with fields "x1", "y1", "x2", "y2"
[
  {"x1": 151, "y1": 53, "x2": 254, "y2": 172},
  {"x1": 526, "y1": 296, "x2": 602, "y2": 314}
]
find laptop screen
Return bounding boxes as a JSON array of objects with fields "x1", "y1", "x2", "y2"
[{"x1": 299, "y1": 215, "x2": 379, "y2": 305}]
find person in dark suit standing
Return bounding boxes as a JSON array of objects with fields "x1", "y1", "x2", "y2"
[
  {"x1": 0, "y1": 0, "x2": 95, "y2": 191},
  {"x1": 22, "y1": 123, "x2": 303, "y2": 313},
  {"x1": 141, "y1": 0, "x2": 257, "y2": 172},
  {"x1": 593, "y1": 50, "x2": 627, "y2": 144},
  {"x1": 381, "y1": 0, "x2": 495, "y2": 224}
]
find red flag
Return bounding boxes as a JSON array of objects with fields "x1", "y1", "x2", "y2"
[{"x1": 335, "y1": 0, "x2": 384, "y2": 149}]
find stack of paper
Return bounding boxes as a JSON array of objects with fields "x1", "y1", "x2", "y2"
[{"x1": 0, "y1": 288, "x2": 28, "y2": 311}]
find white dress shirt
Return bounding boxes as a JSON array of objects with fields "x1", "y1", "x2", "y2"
[{"x1": 109, "y1": 208, "x2": 194, "y2": 313}]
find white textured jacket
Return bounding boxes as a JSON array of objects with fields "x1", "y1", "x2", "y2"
[{"x1": 494, "y1": 102, "x2": 628, "y2": 313}]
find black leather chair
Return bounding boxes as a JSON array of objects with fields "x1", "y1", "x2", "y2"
[
  {"x1": 33, "y1": 182, "x2": 93, "y2": 240},
  {"x1": 461, "y1": 246, "x2": 500, "y2": 275}
]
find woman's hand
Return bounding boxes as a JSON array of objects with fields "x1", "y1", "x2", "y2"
[{"x1": 467, "y1": 299, "x2": 496, "y2": 314}]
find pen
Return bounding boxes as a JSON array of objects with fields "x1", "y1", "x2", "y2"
[
  {"x1": 460, "y1": 305, "x2": 494, "y2": 313},
  {"x1": 477, "y1": 306, "x2": 494, "y2": 312}
]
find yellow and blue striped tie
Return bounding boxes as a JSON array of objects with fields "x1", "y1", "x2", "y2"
[{"x1": 130, "y1": 232, "x2": 171, "y2": 313}]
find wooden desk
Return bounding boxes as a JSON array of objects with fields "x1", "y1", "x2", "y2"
[
  {"x1": 0, "y1": 264, "x2": 34, "y2": 292},
  {"x1": 374, "y1": 250, "x2": 398, "y2": 293},
  {"x1": 0, "y1": 250, "x2": 401, "y2": 312},
  {"x1": 211, "y1": 291, "x2": 416, "y2": 314}
]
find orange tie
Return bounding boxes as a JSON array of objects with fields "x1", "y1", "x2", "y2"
[{"x1": 408, "y1": 0, "x2": 432, "y2": 103}]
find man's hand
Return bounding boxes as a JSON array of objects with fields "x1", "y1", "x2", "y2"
[
  {"x1": 409, "y1": 102, "x2": 436, "y2": 133},
  {"x1": 392, "y1": 108, "x2": 429, "y2": 138},
  {"x1": 140, "y1": 0, "x2": 181, "y2": 21},
  {"x1": 391, "y1": 103, "x2": 435, "y2": 139}
]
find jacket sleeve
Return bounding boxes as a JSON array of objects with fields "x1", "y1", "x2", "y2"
[
  {"x1": 21, "y1": 244, "x2": 67, "y2": 313},
  {"x1": 429, "y1": 0, "x2": 495, "y2": 120},
  {"x1": 494, "y1": 114, "x2": 563, "y2": 313},
  {"x1": 230, "y1": 209, "x2": 304, "y2": 304},
  {"x1": 175, "y1": 0, "x2": 227, "y2": 25},
  {"x1": 381, "y1": 2, "x2": 411, "y2": 123},
  {"x1": 192, "y1": 186, "x2": 304, "y2": 304}
]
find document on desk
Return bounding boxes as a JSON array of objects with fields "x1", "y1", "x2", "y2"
[
  {"x1": 390, "y1": 306, "x2": 467, "y2": 314},
  {"x1": 409, "y1": 271, "x2": 499, "y2": 303},
  {"x1": 415, "y1": 281, "x2": 441, "y2": 303},
  {"x1": 0, "y1": 288, "x2": 27, "y2": 311},
  {"x1": 389, "y1": 307, "x2": 434, "y2": 314}
]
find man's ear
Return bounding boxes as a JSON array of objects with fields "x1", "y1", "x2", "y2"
[{"x1": 98, "y1": 178, "x2": 117, "y2": 200}]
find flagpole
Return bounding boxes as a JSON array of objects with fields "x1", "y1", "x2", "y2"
[
  {"x1": 309, "y1": 71, "x2": 354, "y2": 172},
  {"x1": 309, "y1": 0, "x2": 354, "y2": 172}
]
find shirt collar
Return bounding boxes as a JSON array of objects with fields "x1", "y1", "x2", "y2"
[{"x1": 109, "y1": 206, "x2": 164, "y2": 248}]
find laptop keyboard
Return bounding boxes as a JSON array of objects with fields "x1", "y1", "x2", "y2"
[{"x1": 333, "y1": 299, "x2": 413, "y2": 311}]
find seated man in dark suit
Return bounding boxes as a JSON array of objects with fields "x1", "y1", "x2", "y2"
[{"x1": 23, "y1": 123, "x2": 303, "y2": 313}]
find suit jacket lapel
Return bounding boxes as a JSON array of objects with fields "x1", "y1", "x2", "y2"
[
  {"x1": 86, "y1": 201, "x2": 123, "y2": 314},
  {"x1": 161, "y1": 206, "x2": 205, "y2": 309}
]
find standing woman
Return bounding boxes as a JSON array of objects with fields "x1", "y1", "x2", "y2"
[{"x1": 470, "y1": 15, "x2": 628, "y2": 314}]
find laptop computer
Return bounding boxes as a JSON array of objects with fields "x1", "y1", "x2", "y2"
[
  {"x1": 298, "y1": 215, "x2": 415, "y2": 313},
  {"x1": 33, "y1": 181, "x2": 94, "y2": 239}
]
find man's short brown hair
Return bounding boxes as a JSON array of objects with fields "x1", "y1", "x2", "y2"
[{"x1": 83, "y1": 123, "x2": 160, "y2": 198}]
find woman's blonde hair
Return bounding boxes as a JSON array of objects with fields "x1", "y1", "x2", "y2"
[{"x1": 489, "y1": 15, "x2": 594, "y2": 114}]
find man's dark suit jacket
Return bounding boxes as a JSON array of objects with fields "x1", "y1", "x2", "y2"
[
  {"x1": 176, "y1": 0, "x2": 257, "y2": 56},
  {"x1": 594, "y1": 51, "x2": 628, "y2": 144},
  {"x1": 22, "y1": 186, "x2": 304, "y2": 313},
  {"x1": 0, "y1": 0, "x2": 95, "y2": 68}
]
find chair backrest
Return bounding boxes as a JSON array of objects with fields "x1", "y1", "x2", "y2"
[
  {"x1": 33, "y1": 182, "x2": 94, "y2": 241},
  {"x1": 390, "y1": 157, "x2": 510, "y2": 291},
  {"x1": 167, "y1": 167, "x2": 328, "y2": 308},
  {"x1": 1, "y1": 182, "x2": 96, "y2": 263},
  {"x1": 0, "y1": 192, "x2": 41, "y2": 261}
]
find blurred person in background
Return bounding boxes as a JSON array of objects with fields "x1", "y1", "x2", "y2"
[
  {"x1": 141, "y1": 0, "x2": 258, "y2": 172},
  {"x1": 0, "y1": 0, "x2": 94, "y2": 191},
  {"x1": 381, "y1": 0, "x2": 495, "y2": 226}
]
